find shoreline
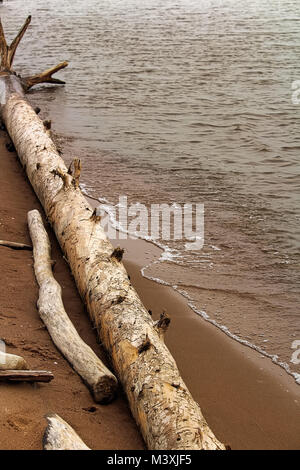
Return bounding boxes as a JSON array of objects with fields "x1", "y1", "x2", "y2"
[
  {"x1": 0, "y1": 129, "x2": 299, "y2": 449},
  {"x1": 87, "y1": 199, "x2": 300, "y2": 450}
]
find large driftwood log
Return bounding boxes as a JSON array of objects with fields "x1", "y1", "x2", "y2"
[
  {"x1": 43, "y1": 414, "x2": 90, "y2": 450},
  {"x1": 0, "y1": 17, "x2": 225, "y2": 450},
  {"x1": 28, "y1": 209, "x2": 118, "y2": 404},
  {"x1": 0, "y1": 350, "x2": 29, "y2": 370}
]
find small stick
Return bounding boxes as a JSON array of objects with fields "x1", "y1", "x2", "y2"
[
  {"x1": 0, "y1": 370, "x2": 53, "y2": 382},
  {"x1": 0, "y1": 240, "x2": 32, "y2": 251}
]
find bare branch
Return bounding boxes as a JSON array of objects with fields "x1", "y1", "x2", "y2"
[
  {"x1": 7, "y1": 15, "x2": 31, "y2": 68},
  {"x1": 0, "y1": 18, "x2": 8, "y2": 70},
  {"x1": 24, "y1": 61, "x2": 68, "y2": 90}
]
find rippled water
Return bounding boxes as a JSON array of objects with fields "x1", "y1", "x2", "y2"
[{"x1": 1, "y1": 0, "x2": 300, "y2": 382}]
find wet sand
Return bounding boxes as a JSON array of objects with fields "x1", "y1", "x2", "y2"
[
  {"x1": 0, "y1": 129, "x2": 299, "y2": 450},
  {"x1": 110, "y1": 227, "x2": 300, "y2": 450}
]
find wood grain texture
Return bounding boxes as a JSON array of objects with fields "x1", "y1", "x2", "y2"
[
  {"x1": 0, "y1": 370, "x2": 53, "y2": 382},
  {"x1": 43, "y1": 414, "x2": 90, "y2": 450},
  {"x1": 28, "y1": 209, "x2": 118, "y2": 404}
]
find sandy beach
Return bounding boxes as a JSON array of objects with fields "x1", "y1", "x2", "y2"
[
  {"x1": 0, "y1": 128, "x2": 299, "y2": 450},
  {"x1": 0, "y1": 130, "x2": 144, "y2": 450}
]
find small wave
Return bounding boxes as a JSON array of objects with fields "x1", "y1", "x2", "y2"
[{"x1": 81, "y1": 184, "x2": 300, "y2": 386}]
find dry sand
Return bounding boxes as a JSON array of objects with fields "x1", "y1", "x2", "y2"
[
  {"x1": 0, "y1": 128, "x2": 299, "y2": 450},
  {"x1": 0, "y1": 130, "x2": 144, "y2": 450}
]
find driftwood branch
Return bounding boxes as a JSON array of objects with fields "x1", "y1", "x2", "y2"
[
  {"x1": 0, "y1": 240, "x2": 32, "y2": 250},
  {"x1": 43, "y1": 414, "x2": 90, "y2": 450},
  {"x1": 24, "y1": 61, "x2": 68, "y2": 91},
  {"x1": 0, "y1": 370, "x2": 54, "y2": 382},
  {"x1": 28, "y1": 209, "x2": 118, "y2": 404},
  {"x1": 0, "y1": 17, "x2": 225, "y2": 450},
  {"x1": 8, "y1": 16, "x2": 32, "y2": 69},
  {"x1": 0, "y1": 16, "x2": 32, "y2": 71}
]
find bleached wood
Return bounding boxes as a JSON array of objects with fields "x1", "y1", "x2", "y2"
[
  {"x1": 43, "y1": 414, "x2": 90, "y2": 450},
  {"x1": 28, "y1": 209, "x2": 118, "y2": 404},
  {"x1": 0, "y1": 17, "x2": 225, "y2": 450},
  {"x1": 0, "y1": 351, "x2": 29, "y2": 370}
]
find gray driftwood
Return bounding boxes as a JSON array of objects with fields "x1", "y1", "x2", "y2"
[
  {"x1": 43, "y1": 414, "x2": 90, "y2": 450},
  {"x1": 28, "y1": 209, "x2": 118, "y2": 404}
]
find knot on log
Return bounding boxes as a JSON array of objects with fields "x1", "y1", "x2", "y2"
[
  {"x1": 6, "y1": 141, "x2": 15, "y2": 152},
  {"x1": 112, "y1": 295, "x2": 125, "y2": 306},
  {"x1": 110, "y1": 247, "x2": 124, "y2": 263},
  {"x1": 43, "y1": 119, "x2": 51, "y2": 130},
  {"x1": 138, "y1": 334, "x2": 151, "y2": 354}
]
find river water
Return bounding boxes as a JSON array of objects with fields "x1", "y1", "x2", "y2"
[{"x1": 1, "y1": 0, "x2": 300, "y2": 383}]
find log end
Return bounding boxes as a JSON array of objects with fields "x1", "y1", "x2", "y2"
[
  {"x1": 92, "y1": 374, "x2": 118, "y2": 404},
  {"x1": 43, "y1": 414, "x2": 90, "y2": 450}
]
